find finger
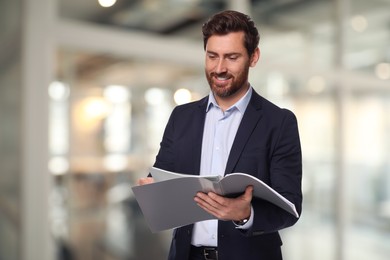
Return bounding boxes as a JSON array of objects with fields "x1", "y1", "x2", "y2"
[
  {"x1": 194, "y1": 193, "x2": 221, "y2": 211},
  {"x1": 195, "y1": 197, "x2": 221, "y2": 217},
  {"x1": 137, "y1": 177, "x2": 154, "y2": 185},
  {"x1": 195, "y1": 192, "x2": 216, "y2": 207},
  {"x1": 242, "y1": 185, "x2": 253, "y2": 201}
]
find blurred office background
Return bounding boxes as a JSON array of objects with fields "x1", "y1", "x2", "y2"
[{"x1": 1, "y1": 0, "x2": 390, "y2": 259}]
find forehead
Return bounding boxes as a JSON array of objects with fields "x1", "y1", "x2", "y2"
[{"x1": 206, "y1": 31, "x2": 246, "y2": 54}]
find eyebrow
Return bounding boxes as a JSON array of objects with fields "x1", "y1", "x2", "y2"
[{"x1": 206, "y1": 51, "x2": 242, "y2": 57}]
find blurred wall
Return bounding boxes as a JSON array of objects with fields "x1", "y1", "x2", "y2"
[{"x1": 0, "y1": 0, "x2": 22, "y2": 259}]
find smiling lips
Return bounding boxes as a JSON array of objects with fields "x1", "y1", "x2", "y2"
[{"x1": 212, "y1": 73, "x2": 232, "y2": 86}]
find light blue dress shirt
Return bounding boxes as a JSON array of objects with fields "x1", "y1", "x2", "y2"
[{"x1": 191, "y1": 86, "x2": 254, "y2": 247}]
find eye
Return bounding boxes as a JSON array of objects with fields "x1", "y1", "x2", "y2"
[
  {"x1": 207, "y1": 54, "x2": 218, "y2": 60},
  {"x1": 228, "y1": 55, "x2": 239, "y2": 61}
]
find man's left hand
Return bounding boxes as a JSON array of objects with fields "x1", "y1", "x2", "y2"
[{"x1": 194, "y1": 185, "x2": 253, "y2": 221}]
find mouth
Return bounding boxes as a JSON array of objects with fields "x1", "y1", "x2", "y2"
[{"x1": 212, "y1": 73, "x2": 232, "y2": 85}]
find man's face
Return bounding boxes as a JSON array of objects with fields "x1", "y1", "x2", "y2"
[{"x1": 205, "y1": 31, "x2": 258, "y2": 99}]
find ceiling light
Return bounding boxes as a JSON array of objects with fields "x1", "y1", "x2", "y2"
[
  {"x1": 98, "y1": 0, "x2": 116, "y2": 8},
  {"x1": 104, "y1": 85, "x2": 130, "y2": 103},
  {"x1": 351, "y1": 15, "x2": 367, "y2": 32},
  {"x1": 145, "y1": 88, "x2": 165, "y2": 106},
  {"x1": 83, "y1": 97, "x2": 110, "y2": 119},
  {"x1": 174, "y1": 88, "x2": 192, "y2": 105},
  {"x1": 48, "y1": 81, "x2": 69, "y2": 101},
  {"x1": 375, "y1": 63, "x2": 390, "y2": 80}
]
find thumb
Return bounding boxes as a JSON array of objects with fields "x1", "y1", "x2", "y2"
[{"x1": 243, "y1": 185, "x2": 253, "y2": 200}]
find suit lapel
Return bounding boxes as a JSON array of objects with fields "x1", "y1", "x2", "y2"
[
  {"x1": 225, "y1": 91, "x2": 263, "y2": 175},
  {"x1": 191, "y1": 97, "x2": 208, "y2": 175}
]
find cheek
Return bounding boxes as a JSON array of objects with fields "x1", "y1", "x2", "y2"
[
  {"x1": 228, "y1": 65, "x2": 242, "y2": 76},
  {"x1": 234, "y1": 63, "x2": 249, "y2": 75},
  {"x1": 205, "y1": 60, "x2": 216, "y2": 71}
]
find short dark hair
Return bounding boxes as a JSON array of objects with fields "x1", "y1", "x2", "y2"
[{"x1": 202, "y1": 10, "x2": 260, "y2": 56}]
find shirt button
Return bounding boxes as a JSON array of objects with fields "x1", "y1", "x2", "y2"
[{"x1": 211, "y1": 234, "x2": 216, "y2": 239}]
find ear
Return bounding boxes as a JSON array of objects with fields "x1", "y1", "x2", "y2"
[{"x1": 250, "y1": 47, "x2": 260, "y2": 67}]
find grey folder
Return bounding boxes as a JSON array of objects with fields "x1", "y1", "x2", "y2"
[{"x1": 131, "y1": 167, "x2": 298, "y2": 233}]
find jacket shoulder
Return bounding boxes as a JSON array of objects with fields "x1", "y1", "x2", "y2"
[
  {"x1": 171, "y1": 96, "x2": 208, "y2": 115},
  {"x1": 251, "y1": 90, "x2": 297, "y2": 120}
]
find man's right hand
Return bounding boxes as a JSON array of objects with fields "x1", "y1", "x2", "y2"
[{"x1": 137, "y1": 177, "x2": 154, "y2": 185}]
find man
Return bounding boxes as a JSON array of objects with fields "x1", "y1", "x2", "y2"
[{"x1": 138, "y1": 10, "x2": 302, "y2": 260}]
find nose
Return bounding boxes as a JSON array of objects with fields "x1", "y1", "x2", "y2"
[{"x1": 215, "y1": 59, "x2": 227, "y2": 74}]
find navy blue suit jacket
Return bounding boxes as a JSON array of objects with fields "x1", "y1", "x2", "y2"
[{"x1": 153, "y1": 89, "x2": 302, "y2": 260}]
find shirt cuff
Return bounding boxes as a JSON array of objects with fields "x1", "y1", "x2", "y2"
[{"x1": 234, "y1": 205, "x2": 254, "y2": 229}]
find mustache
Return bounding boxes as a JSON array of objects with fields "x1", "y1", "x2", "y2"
[{"x1": 210, "y1": 72, "x2": 232, "y2": 78}]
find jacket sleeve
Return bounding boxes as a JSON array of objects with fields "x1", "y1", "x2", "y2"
[{"x1": 248, "y1": 109, "x2": 302, "y2": 235}]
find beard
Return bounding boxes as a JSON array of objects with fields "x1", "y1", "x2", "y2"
[{"x1": 205, "y1": 64, "x2": 250, "y2": 98}]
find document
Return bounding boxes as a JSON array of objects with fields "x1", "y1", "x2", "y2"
[{"x1": 131, "y1": 167, "x2": 299, "y2": 233}]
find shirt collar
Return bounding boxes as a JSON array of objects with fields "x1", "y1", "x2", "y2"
[{"x1": 206, "y1": 85, "x2": 253, "y2": 113}]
